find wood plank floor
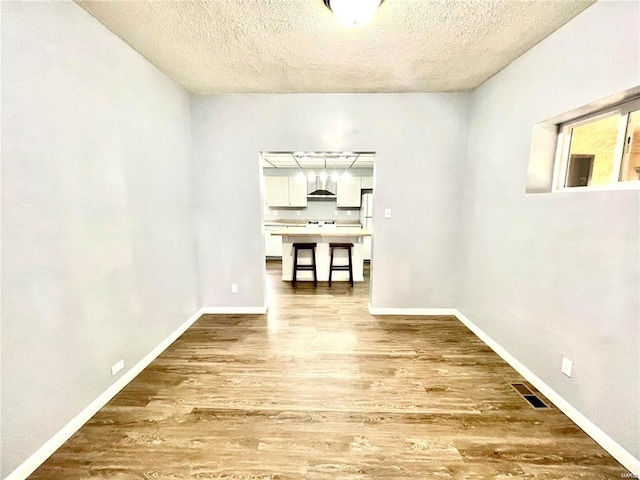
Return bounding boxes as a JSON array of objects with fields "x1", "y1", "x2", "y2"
[{"x1": 30, "y1": 261, "x2": 629, "y2": 478}]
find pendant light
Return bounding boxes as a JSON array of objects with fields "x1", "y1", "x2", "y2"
[
  {"x1": 292, "y1": 154, "x2": 306, "y2": 182},
  {"x1": 323, "y1": 0, "x2": 384, "y2": 28}
]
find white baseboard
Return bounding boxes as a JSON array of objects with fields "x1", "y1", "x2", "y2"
[
  {"x1": 368, "y1": 305, "x2": 458, "y2": 316},
  {"x1": 8, "y1": 306, "x2": 637, "y2": 477},
  {"x1": 5, "y1": 308, "x2": 206, "y2": 480},
  {"x1": 6, "y1": 304, "x2": 271, "y2": 479},
  {"x1": 453, "y1": 309, "x2": 639, "y2": 475},
  {"x1": 200, "y1": 305, "x2": 268, "y2": 314},
  {"x1": 368, "y1": 305, "x2": 638, "y2": 474}
]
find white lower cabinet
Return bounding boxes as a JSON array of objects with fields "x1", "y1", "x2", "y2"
[
  {"x1": 363, "y1": 237, "x2": 372, "y2": 261},
  {"x1": 265, "y1": 227, "x2": 283, "y2": 257}
]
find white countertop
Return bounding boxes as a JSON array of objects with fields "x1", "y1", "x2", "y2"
[
  {"x1": 270, "y1": 227, "x2": 371, "y2": 237},
  {"x1": 265, "y1": 221, "x2": 362, "y2": 227}
]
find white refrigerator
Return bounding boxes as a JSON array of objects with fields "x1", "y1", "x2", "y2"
[{"x1": 360, "y1": 193, "x2": 373, "y2": 260}]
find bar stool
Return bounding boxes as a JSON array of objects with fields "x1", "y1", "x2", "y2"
[
  {"x1": 329, "y1": 243, "x2": 354, "y2": 287},
  {"x1": 292, "y1": 243, "x2": 317, "y2": 287}
]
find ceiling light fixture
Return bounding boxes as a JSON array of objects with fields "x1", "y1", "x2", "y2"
[
  {"x1": 323, "y1": 0, "x2": 384, "y2": 28},
  {"x1": 292, "y1": 154, "x2": 306, "y2": 183}
]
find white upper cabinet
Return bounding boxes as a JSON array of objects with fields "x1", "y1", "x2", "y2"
[
  {"x1": 288, "y1": 177, "x2": 308, "y2": 207},
  {"x1": 264, "y1": 176, "x2": 307, "y2": 207},
  {"x1": 336, "y1": 176, "x2": 362, "y2": 207},
  {"x1": 265, "y1": 176, "x2": 289, "y2": 206}
]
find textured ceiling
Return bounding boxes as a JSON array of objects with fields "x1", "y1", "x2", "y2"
[{"x1": 77, "y1": 0, "x2": 595, "y2": 94}]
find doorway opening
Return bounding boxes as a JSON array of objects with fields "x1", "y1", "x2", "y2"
[{"x1": 259, "y1": 151, "x2": 375, "y2": 306}]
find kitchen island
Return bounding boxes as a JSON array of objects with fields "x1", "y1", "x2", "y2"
[{"x1": 270, "y1": 227, "x2": 371, "y2": 283}]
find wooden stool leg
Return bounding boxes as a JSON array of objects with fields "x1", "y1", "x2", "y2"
[
  {"x1": 312, "y1": 246, "x2": 317, "y2": 286},
  {"x1": 329, "y1": 246, "x2": 334, "y2": 286},
  {"x1": 292, "y1": 246, "x2": 298, "y2": 287},
  {"x1": 348, "y1": 246, "x2": 353, "y2": 287}
]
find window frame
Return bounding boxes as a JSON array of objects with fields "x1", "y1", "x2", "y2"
[{"x1": 552, "y1": 97, "x2": 640, "y2": 192}]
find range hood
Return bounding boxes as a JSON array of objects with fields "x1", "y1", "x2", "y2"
[{"x1": 307, "y1": 177, "x2": 336, "y2": 198}]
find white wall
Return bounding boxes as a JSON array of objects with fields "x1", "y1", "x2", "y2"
[
  {"x1": 4, "y1": 0, "x2": 637, "y2": 476},
  {"x1": 460, "y1": 0, "x2": 639, "y2": 460},
  {"x1": 190, "y1": 94, "x2": 470, "y2": 309},
  {"x1": 1, "y1": 2, "x2": 199, "y2": 476}
]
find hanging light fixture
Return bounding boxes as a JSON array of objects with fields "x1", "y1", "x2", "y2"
[
  {"x1": 292, "y1": 154, "x2": 306, "y2": 182},
  {"x1": 341, "y1": 154, "x2": 355, "y2": 182},
  {"x1": 323, "y1": 0, "x2": 384, "y2": 28}
]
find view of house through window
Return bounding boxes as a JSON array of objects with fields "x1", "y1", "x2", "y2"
[
  {"x1": 566, "y1": 114, "x2": 619, "y2": 187},
  {"x1": 621, "y1": 110, "x2": 640, "y2": 182},
  {"x1": 558, "y1": 97, "x2": 640, "y2": 189}
]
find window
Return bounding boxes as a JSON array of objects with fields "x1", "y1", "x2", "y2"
[{"x1": 554, "y1": 97, "x2": 640, "y2": 190}]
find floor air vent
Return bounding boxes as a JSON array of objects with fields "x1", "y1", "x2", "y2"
[{"x1": 510, "y1": 383, "x2": 549, "y2": 409}]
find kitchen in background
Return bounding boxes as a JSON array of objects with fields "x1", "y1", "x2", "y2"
[
  {"x1": 262, "y1": 151, "x2": 374, "y2": 261},
  {"x1": 360, "y1": 192, "x2": 373, "y2": 260}
]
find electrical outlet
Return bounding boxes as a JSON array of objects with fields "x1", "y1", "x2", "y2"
[
  {"x1": 384, "y1": 208, "x2": 391, "y2": 219},
  {"x1": 231, "y1": 284, "x2": 238, "y2": 294},
  {"x1": 561, "y1": 356, "x2": 573, "y2": 377},
  {"x1": 111, "y1": 359, "x2": 124, "y2": 376},
  {"x1": 334, "y1": 210, "x2": 338, "y2": 216},
  {"x1": 347, "y1": 210, "x2": 352, "y2": 216},
  {"x1": 296, "y1": 210, "x2": 300, "y2": 216}
]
